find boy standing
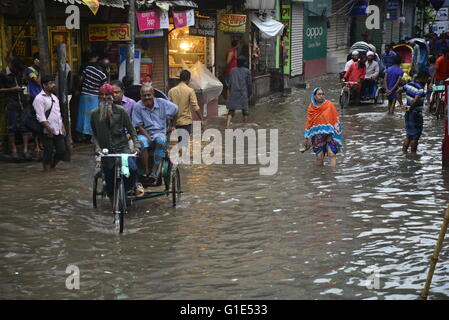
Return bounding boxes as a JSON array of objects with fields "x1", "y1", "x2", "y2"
[{"x1": 384, "y1": 55, "x2": 404, "y2": 115}]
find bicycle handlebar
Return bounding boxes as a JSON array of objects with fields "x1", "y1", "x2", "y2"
[{"x1": 97, "y1": 150, "x2": 138, "y2": 158}]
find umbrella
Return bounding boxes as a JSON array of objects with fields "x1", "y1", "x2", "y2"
[
  {"x1": 410, "y1": 38, "x2": 429, "y2": 50},
  {"x1": 350, "y1": 41, "x2": 371, "y2": 54}
]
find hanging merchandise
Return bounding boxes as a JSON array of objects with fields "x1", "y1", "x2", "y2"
[
  {"x1": 136, "y1": 10, "x2": 170, "y2": 31},
  {"x1": 82, "y1": 0, "x2": 100, "y2": 15}
]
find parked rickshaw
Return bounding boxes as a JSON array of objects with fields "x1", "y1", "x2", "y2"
[{"x1": 393, "y1": 43, "x2": 413, "y2": 82}]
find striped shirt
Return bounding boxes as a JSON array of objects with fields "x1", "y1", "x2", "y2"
[
  {"x1": 403, "y1": 81, "x2": 425, "y2": 110},
  {"x1": 81, "y1": 65, "x2": 107, "y2": 96}
]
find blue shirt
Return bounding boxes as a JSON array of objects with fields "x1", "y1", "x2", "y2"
[
  {"x1": 132, "y1": 98, "x2": 178, "y2": 137},
  {"x1": 403, "y1": 81, "x2": 425, "y2": 111},
  {"x1": 25, "y1": 65, "x2": 41, "y2": 101},
  {"x1": 381, "y1": 51, "x2": 397, "y2": 71}
]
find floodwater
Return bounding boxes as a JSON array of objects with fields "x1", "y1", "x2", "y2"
[{"x1": 1, "y1": 75, "x2": 449, "y2": 300}]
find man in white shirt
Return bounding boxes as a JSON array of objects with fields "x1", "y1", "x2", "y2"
[
  {"x1": 362, "y1": 51, "x2": 379, "y2": 99},
  {"x1": 344, "y1": 51, "x2": 360, "y2": 72},
  {"x1": 33, "y1": 75, "x2": 67, "y2": 172}
]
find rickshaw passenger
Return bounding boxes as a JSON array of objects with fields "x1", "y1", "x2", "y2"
[
  {"x1": 91, "y1": 83, "x2": 144, "y2": 200},
  {"x1": 344, "y1": 51, "x2": 360, "y2": 72},
  {"x1": 361, "y1": 51, "x2": 379, "y2": 99},
  {"x1": 132, "y1": 84, "x2": 178, "y2": 180},
  {"x1": 343, "y1": 55, "x2": 367, "y2": 105},
  {"x1": 433, "y1": 48, "x2": 449, "y2": 85}
]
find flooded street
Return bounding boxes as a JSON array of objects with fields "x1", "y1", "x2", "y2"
[{"x1": 1, "y1": 74, "x2": 449, "y2": 299}]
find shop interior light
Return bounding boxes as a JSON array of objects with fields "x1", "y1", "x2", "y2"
[{"x1": 180, "y1": 41, "x2": 191, "y2": 52}]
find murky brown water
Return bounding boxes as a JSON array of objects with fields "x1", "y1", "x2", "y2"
[{"x1": 1, "y1": 75, "x2": 449, "y2": 299}]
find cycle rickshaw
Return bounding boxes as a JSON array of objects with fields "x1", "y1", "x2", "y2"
[
  {"x1": 92, "y1": 89, "x2": 182, "y2": 233},
  {"x1": 339, "y1": 42, "x2": 384, "y2": 108}
]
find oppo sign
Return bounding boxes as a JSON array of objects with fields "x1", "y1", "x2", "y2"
[{"x1": 306, "y1": 27, "x2": 324, "y2": 39}]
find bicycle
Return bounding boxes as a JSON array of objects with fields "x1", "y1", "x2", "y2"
[
  {"x1": 339, "y1": 81, "x2": 359, "y2": 108},
  {"x1": 429, "y1": 84, "x2": 446, "y2": 120},
  {"x1": 97, "y1": 149, "x2": 138, "y2": 234}
]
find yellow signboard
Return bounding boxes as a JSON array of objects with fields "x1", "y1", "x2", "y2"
[
  {"x1": 218, "y1": 14, "x2": 247, "y2": 33},
  {"x1": 88, "y1": 24, "x2": 131, "y2": 42}
]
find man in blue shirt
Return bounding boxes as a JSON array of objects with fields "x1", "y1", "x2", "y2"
[
  {"x1": 132, "y1": 84, "x2": 178, "y2": 180},
  {"x1": 396, "y1": 70, "x2": 430, "y2": 154},
  {"x1": 380, "y1": 44, "x2": 397, "y2": 77}
]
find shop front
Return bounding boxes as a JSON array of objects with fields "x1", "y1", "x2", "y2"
[
  {"x1": 168, "y1": 13, "x2": 218, "y2": 119},
  {"x1": 168, "y1": 15, "x2": 216, "y2": 84}
]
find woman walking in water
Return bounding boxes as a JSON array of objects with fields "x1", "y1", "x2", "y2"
[{"x1": 302, "y1": 87, "x2": 342, "y2": 167}]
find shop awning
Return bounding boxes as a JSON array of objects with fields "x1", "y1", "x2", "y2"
[
  {"x1": 250, "y1": 13, "x2": 284, "y2": 39},
  {"x1": 53, "y1": 0, "x2": 126, "y2": 8}
]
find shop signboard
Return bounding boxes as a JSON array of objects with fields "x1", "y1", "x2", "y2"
[
  {"x1": 173, "y1": 9, "x2": 195, "y2": 29},
  {"x1": 436, "y1": 8, "x2": 449, "y2": 21},
  {"x1": 136, "y1": 10, "x2": 169, "y2": 31},
  {"x1": 386, "y1": 0, "x2": 398, "y2": 20},
  {"x1": 432, "y1": 21, "x2": 449, "y2": 35},
  {"x1": 387, "y1": 0, "x2": 399, "y2": 11},
  {"x1": 350, "y1": 0, "x2": 368, "y2": 16},
  {"x1": 281, "y1": 4, "x2": 291, "y2": 75},
  {"x1": 306, "y1": 0, "x2": 331, "y2": 17},
  {"x1": 88, "y1": 24, "x2": 131, "y2": 41},
  {"x1": 189, "y1": 17, "x2": 216, "y2": 37},
  {"x1": 136, "y1": 29, "x2": 164, "y2": 38},
  {"x1": 218, "y1": 14, "x2": 247, "y2": 33},
  {"x1": 304, "y1": 17, "x2": 327, "y2": 61}
]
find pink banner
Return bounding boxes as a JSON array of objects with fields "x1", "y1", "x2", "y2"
[
  {"x1": 136, "y1": 10, "x2": 169, "y2": 31},
  {"x1": 173, "y1": 10, "x2": 195, "y2": 29}
]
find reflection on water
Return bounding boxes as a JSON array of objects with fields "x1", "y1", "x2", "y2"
[{"x1": 0, "y1": 75, "x2": 448, "y2": 299}]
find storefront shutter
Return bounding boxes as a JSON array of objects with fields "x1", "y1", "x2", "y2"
[
  {"x1": 290, "y1": 2, "x2": 303, "y2": 76},
  {"x1": 327, "y1": 0, "x2": 350, "y2": 52}
]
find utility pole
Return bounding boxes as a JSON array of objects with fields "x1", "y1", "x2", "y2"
[
  {"x1": 126, "y1": 0, "x2": 136, "y2": 83},
  {"x1": 57, "y1": 43, "x2": 71, "y2": 147},
  {"x1": 33, "y1": 0, "x2": 51, "y2": 76}
]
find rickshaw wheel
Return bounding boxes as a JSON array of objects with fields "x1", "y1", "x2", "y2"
[
  {"x1": 92, "y1": 170, "x2": 104, "y2": 208},
  {"x1": 171, "y1": 168, "x2": 181, "y2": 207},
  {"x1": 340, "y1": 91, "x2": 349, "y2": 109}
]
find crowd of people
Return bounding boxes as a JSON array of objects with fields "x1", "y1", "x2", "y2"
[
  {"x1": 316, "y1": 32, "x2": 448, "y2": 167},
  {"x1": 0, "y1": 36, "x2": 257, "y2": 205}
]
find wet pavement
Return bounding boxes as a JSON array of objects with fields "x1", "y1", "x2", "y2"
[{"x1": 1, "y1": 74, "x2": 449, "y2": 299}]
